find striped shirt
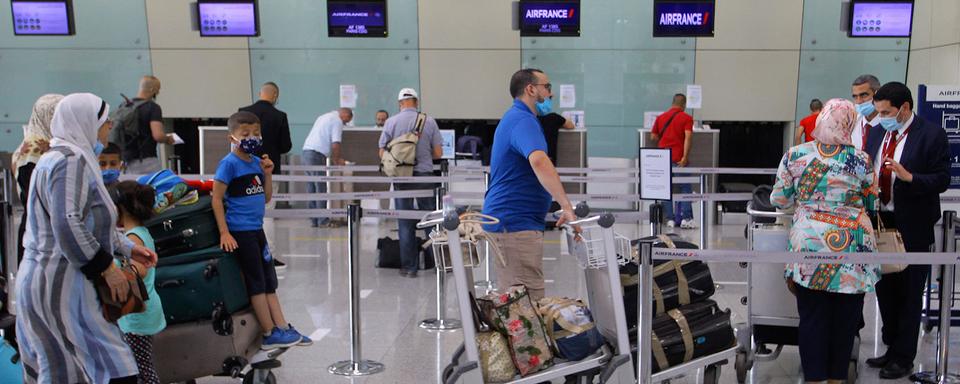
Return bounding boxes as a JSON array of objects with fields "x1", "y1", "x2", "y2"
[{"x1": 16, "y1": 145, "x2": 138, "y2": 384}]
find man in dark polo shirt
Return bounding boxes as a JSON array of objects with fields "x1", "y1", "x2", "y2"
[{"x1": 482, "y1": 68, "x2": 576, "y2": 300}]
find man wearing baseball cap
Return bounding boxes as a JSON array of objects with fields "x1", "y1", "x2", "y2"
[{"x1": 378, "y1": 88, "x2": 442, "y2": 277}]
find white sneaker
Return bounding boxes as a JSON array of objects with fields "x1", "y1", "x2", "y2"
[
  {"x1": 680, "y1": 219, "x2": 697, "y2": 229},
  {"x1": 666, "y1": 220, "x2": 676, "y2": 228}
]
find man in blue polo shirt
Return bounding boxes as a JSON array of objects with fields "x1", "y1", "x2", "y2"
[{"x1": 483, "y1": 68, "x2": 577, "y2": 300}]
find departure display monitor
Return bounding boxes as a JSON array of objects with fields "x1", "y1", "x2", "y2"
[
  {"x1": 652, "y1": 0, "x2": 715, "y2": 37},
  {"x1": 327, "y1": 0, "x2": 387, "y2": 37},
  {"x1": 519, "y1": 0, "x2": 580, "y2": 37},
  {"x1": 11, "y1": 0, "x2": 74, "y2": 36},
  {"x1": 197, "y1": 0, "x2": 259, "y2": 37},
  {"x1": 849, "y1": 1, "x2": 913, "y2": 37}
]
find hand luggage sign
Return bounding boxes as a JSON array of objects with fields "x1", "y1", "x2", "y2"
[
  {"x1": 639, "y1": 148, "x2": 672, "y2": 201},
  {"x1": 917, "y1": 84, "x2": 960, "y2": 188}
]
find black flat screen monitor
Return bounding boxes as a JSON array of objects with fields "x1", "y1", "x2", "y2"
[
  {"x1": 519, "y1": 0, "x2": 580, "y2": 37},
  {"x1": 327, "y1": 0, "x2": 387, "y2": 38},
  {"x1": 652, "y1": 0, "x2": 715, "y2": 37},
  {"x1": 197, "y1": 0, "x2": 259, "y2": 37},
  {"x1": 11, "y1": 0, "x2": 74, "y2": 36},
  {"x1": 848, "y1": 1, "x2": 913, "y2": 37}
]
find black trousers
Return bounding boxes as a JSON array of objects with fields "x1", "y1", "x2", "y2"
[
  {"x1": 875, "y1": 212, "x2": 931, "y2": 366},
  {"x1": 796, "y1": 285, "x2": 865, "y2": 381}
]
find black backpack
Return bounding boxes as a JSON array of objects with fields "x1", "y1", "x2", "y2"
[{"x1": 108, "y1": 94, "x2": 148, "y2": 157}]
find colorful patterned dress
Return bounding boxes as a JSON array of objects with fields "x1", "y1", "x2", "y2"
[{"x1": 771, "y1": 141, "x2": 882, "y2": 294}]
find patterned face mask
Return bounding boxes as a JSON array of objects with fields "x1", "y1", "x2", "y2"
[{"x1": 232, "y1": 135, "x2": 263, "y2": 155}]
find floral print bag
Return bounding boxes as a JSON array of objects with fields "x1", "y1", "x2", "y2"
[{"x1": 477, "y1": 285, "x2": 554, "y2": 376}]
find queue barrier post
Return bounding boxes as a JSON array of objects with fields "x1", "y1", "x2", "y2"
[
  {"x1": 419, "y1": 186, "x2": 461, "y2": 331},
  {"x1": 911, "y1": 210, "x2": 960, "y2": 383},
  {"x1": 699, "y1": 174, "x2": 707, "y2": 249},
  {"x1": 475, "y1": 170, "x2": 495, "y2": 290},
  {"x1": 637, "y1": 240, "x2": 655, "y2": 381},
  {"x1": 650, "y1": 202, "x2": 664, "y2": 237},
  {"x1": 329, "y1": 204, "x2": 385, "y2": 376}
]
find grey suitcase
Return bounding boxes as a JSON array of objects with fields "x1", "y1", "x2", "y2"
[{"x1": 153, "y1": 308, "x2": 262, "y2": 383}]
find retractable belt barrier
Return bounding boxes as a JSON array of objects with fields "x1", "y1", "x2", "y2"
[
  {"x1": 271, "y1": 190, "x2": 434, "y2": 202},
  {"x1": 650, "y1": 247, "x2": 960, "y2": 265},
  {"x1": 265, "y1": 208, "x2": 427, "y2": 220}
]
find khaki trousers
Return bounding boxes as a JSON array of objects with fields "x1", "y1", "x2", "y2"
[{"x1": 490, "y1": 231, "x2": 545, "y2": 300}]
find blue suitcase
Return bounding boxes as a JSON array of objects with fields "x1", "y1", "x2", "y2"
[{"x1": 0, "y1": 339, "x2": 22, "y2": 383}]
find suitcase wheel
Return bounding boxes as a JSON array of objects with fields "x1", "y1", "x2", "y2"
[
  {"x1": 204, "y1": 260, "x2": 220, "y2": 280},
  {"x1": 222, "y1": 356, "x2": 247, "y2": 378},
  {"x1": 212, "y1": 304, "x2": 233, "y2": 336}
]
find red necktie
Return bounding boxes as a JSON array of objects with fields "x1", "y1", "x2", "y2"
[
  {"x1": 879, "y1": 131, "x2": 898, "y2": 206},
  {"x1": 862, "y1": 123, "x2": 872, "y2": 147}
]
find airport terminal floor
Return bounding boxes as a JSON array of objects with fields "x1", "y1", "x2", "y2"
[{"x1": 192, "y1": 218, "x2": 960, "y2": 384}]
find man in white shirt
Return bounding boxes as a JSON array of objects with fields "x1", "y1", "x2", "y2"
[
  {"x1": 302, "y1": 108, "x2": 352, "y2": 227},
  {"x1": 850, "y1": 74, "x2": 882, "y2": 151}
]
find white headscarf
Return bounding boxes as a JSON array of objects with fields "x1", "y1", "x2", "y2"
[
  {"x1": 12, "y1": 94, "x2": 64, "y2": 180},
  {"x1": 48, "y1": 93, "x2": 116, "y2": 219}
]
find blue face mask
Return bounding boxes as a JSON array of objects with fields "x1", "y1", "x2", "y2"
[
  {"x1": 879, "y1": 106, "x2": 906, "y2": 132},
  {"x1": 855, "y1": 100, "x2": 876, "y2": 116},
  {"x1": 879, "y1": 116, "x2": 902, "y2": 132},
  {"x1": 233, "y1": 136, "x2": 263, "y2": 155},
  {"x1": 535, "y1": 98, "x2": 552, "y2": 116},
  {"x1": 93, "y1": 142, "x2": 104, "y2": 156},
  {"x1": 102, "y1": 169, "x2": 120, "y2": 184}
]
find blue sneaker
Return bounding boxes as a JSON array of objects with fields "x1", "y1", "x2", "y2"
[
  {"x1": 286, "y1": 324, "x2": 313, "y2": 346},
  {"x1": 262, "y1": 327, "x2": 300, "y2": 350}
]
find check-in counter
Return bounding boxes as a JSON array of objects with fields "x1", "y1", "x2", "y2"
[
  {"x1": 638, "y1": 128, "x2": 720, "y2": 224},
  {"x1": 337, "y1": 127, "x2": 588, "y2": 195},
  {"x1": 637, "y1": 128, "x2": 719, "y2": 169}
]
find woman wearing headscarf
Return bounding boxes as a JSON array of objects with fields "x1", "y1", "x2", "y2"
[
  {"x1": 771, "y1": 98, "x2": 881, "y2": 384},
  {"x1": 15, "y1": 93, "x2": 158, "y2": 384},
  {"x1": 11, "y1": 94, "x2": 64, "y2": 263}
]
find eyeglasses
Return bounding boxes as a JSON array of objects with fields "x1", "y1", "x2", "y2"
[{"x1": 533, "y1": 83, "x2": 552, "y2": 92}]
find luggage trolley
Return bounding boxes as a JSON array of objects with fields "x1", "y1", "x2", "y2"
[
  {"x1": 734, "y1": 203, "x2": 858, "y2": 383},
  {"x1": 429, "y1": 201, "x2": 634, "y2": 384}
]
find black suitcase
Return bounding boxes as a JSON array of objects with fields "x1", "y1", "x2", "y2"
[
  {"x1": 376, "y1": 236, "x2": 434, "y2": 270},
  {"x1": 144, "y1": 196, "x2": 220, "y2": 258},
  {"x1": 629, "y1": 300, "x2": 736, "y2": 373},
  {"x1": 623, "y1": 235, "x2": 715, "y2": 328}
]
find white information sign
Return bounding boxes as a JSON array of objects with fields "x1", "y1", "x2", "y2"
[{"x1": 639, "y1": 148, "x2": 673, "y2": 201}]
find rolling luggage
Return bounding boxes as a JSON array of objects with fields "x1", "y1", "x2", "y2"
[
  {"x1": 155, "y1": 247, "x2": 249, "y2": 324},
  {"x1": 153, "y1": 307, "x2": 261, "y2": 384},
  {"x1": 629, "y1": 300, "x2": 736, "y2": 373},
  {"x1": 375, "y1": 236, "x2": 434, "y2": 270},
  {"x1": 622, "y1": 235, "x2": 715, "y2": 328},
  {"x1": 144, "y1": 196, "x2": 219, "y2": 258},
  {"x1": 0, "y1": 339, "x2": 21, "y2": 383}
]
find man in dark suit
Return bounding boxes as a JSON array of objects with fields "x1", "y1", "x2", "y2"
[
  {"x1": 239, "y1": 82, "x2": 293, "y2": 175},
  {"x1": 863, "y1": 82, "x2": 950, "y2": 379},
  {"x1": 239, "y1": 82, "x2": 293, "y2": 268}
]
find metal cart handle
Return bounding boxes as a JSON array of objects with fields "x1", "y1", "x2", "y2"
[
  {"x1": 746, "y1": 202, "x2": 792, "y2": 218},
  {"x1": 416, "y1": 209, "x2": 445, "y2": 229}
]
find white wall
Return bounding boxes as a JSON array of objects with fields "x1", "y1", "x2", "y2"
[
  {"x1": 417, "y1": 0, "x2": 518, "y2": 119},
  {"x1": 145, "y1": 0, "x2": 253, "y2": 118}
]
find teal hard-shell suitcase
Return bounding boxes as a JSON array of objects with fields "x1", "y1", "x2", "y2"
[
  {"x1": 155, "y1": 247, "x2": 249, "y2": 324},
  {"x1": 144, "y1": 196, "x2": 220, "y2": 258}
]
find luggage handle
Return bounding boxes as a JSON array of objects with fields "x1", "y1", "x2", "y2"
[
  {"x1": 204, "y1": 260, "x2": 220, "y2": 280},
  {"x1": 157, "y1": 279, "x2": 185, "y2": 289}
]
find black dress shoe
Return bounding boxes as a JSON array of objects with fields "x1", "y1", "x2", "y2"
[
  {"x1": 399, "y1": 270, "x2": 409, "y2": 277},
  {"x1": 865, "y1": 354, "x2": 890, "y2": 368},
  {"x1": 406, "y1": 270, "x2": 418, "y2": 278},
  {"x1": 879, "y1": 361, "x2": 913, "y2": 379}
]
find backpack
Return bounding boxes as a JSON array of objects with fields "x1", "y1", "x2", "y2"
[
  {"x1": 381, "y1": 113, "x2": 427, "y2": 177},
  {"x1": 108, "y1": 95, "x2": 148, "y2": 159}
]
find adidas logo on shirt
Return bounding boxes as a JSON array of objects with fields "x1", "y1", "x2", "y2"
[{"x1": 245, "y1": 175, "x2": 265, "y2": 195}]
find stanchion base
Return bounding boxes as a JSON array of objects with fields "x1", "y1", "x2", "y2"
[
  {"x1": 419, "y1": 318, "x2": 461, "y2": 331},
  {"x1": 474, "y1": 280, "x2": 496, "y2": 290},
  {"x1": 328, "y1": 360, "x2": 385, "y2": 376},
  {"x1": 910, "y1": 371, "x2": 960, "y2": 383}
]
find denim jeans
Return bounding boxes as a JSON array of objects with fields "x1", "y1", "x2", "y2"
[
  {"x1": 395, "y1": 172, "x2": 437, "y2": 273},
  {"x1": 663, "y1": 164, "x2": 693, "y2": 223},
  {"x1": 302, "y1": 150, "x2": 328, "y2": 226}
]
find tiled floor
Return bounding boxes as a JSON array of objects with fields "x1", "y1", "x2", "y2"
[{"x1": 196, "y1": 218, "x2": 960, "y2": 384}]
